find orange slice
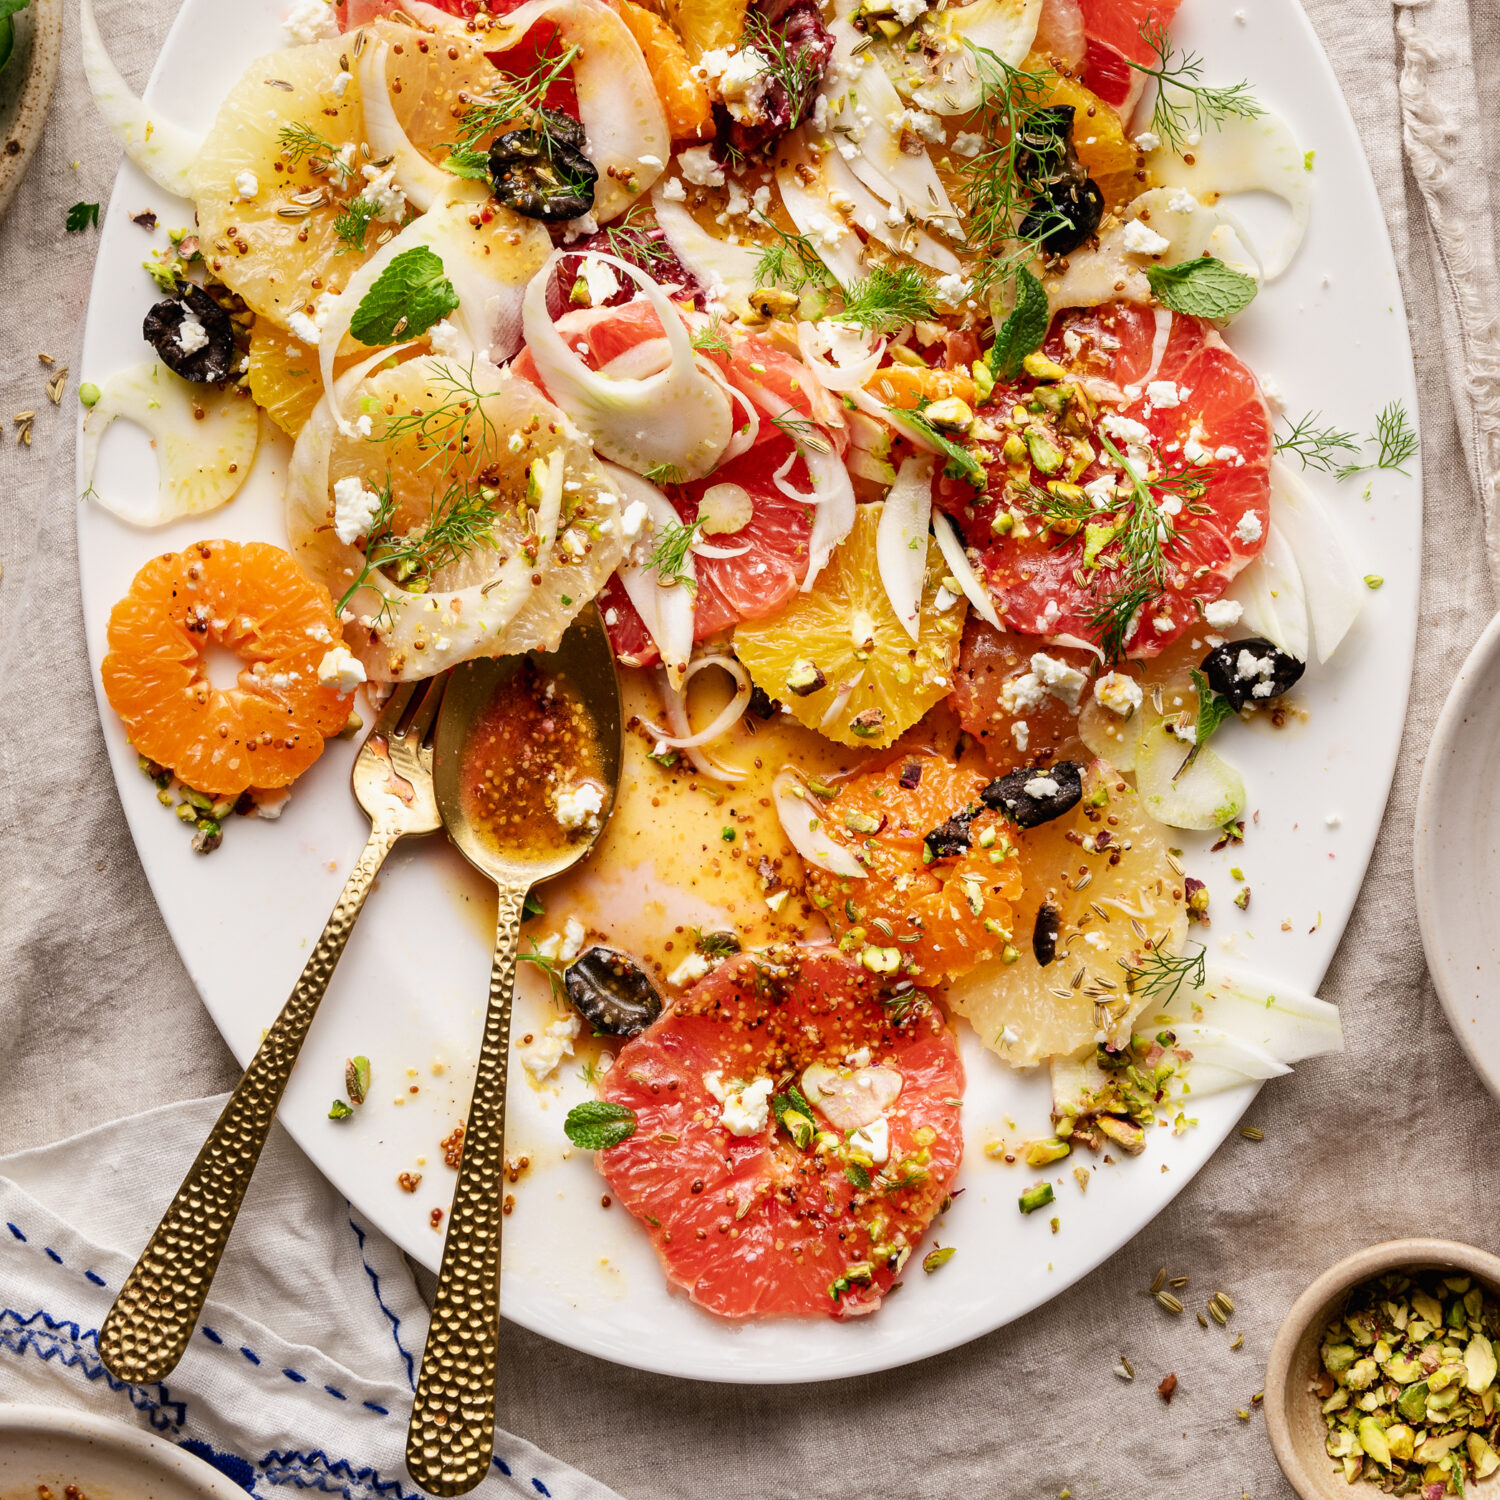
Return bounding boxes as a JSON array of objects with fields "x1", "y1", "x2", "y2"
[{"x1": 102, "y1": 540, "x2": 353, "y2": 795}]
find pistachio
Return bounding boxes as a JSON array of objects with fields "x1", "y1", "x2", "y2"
[
  {"x1": 1464, "y1": 1332, "x2": 1497, "y2": 1393},
  {"x1": 750, "y1": 286, "x2": 801, "y2": 319},
  {"x1": 1358, "y1": 1417, "x2": 1392, "y2": 1469},
  {"x1": 1024, "y1": 427, "x2": 1064, "y2": 475},
  {"x1": 786, "y1": 659, "x2": 827, "y2": 696},
  {"x1": 1018, "y1": 1181, "x2": 1055, "y2": 1214},
  {"x1": 1095, "y1": 1115, "x2": 1146, "y2": 1154},
  {"x1": 1023, "y1": 1137, "x2": 1072, "y2": 1168},
  {"x1": 1022, "y1": 350, "x2": 1067, "y2": 382},
  {"x1": 923, "y1": 396, "x2": 974, "y2": 434}
]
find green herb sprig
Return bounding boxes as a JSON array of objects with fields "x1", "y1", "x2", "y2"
[
  {"x1": 563, "y1": 1100, "x2": 637, "y2": 1150},
  {"x1": 1118, "y1": 943, "x2": 1207, "y2": 1004},
  {"x1": 66, "y1": 201, "x2": 100, "y2": 233},
  {"x1": 1128, "y1": 20, "x2": 1264, "y2": 155}
]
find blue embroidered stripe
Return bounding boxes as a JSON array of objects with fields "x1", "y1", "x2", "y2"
[
  {"x1": 363, "y1": 1401, "x2": 389, "y2": 1415},
  {"x1": 532, "y1": 1479, "x2": 552, "y2": 1496},
  {"x1": 84, "y1": 1271, "x2": 105, "y2": 1287},
  {"x1": 283, "y1": 1367, "x2": 307, "y2": 1383},
  {"x1": 239, "y1": 1345, "x2": 260, "y2": 1365},
  {"x1": 6, "y1": 1223, "x2": 24, "y2": 1241},
  {"x1": 202, "y1": 1325, "x2": 223, "y2": 1344},
  {"x1": 324, "y1": 1384, "x2": 346, "y2": 1400},
  {"x1": 44, "y1": 1247, "x2": 62, "y2": 1264}
]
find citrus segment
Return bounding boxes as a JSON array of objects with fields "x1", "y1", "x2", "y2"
[
  {"x1": 804, "y1": 748, "x2": 1024, "y2": 983},
  {"x1": 101, "y1": 540, "x2": 353, "y2": 795},
  {"x1": 597, "y1": 947, "x2": 964, "y2": 1319},
  {"x1": 246, "y1": 322, "x2": 324, "y2": 438},
  {"x1": 191, "y1": 35, "x2": 374, "y2": 331},
  {"x1": 734, "y1": 505, "x2": 964, "y2": 750},
  {"x1": 1026, "y1": 53, "x2": 1146, "y2": 212},
  {"x1": 950, "y1": 619, "x2": 1098, "y2": 768},
  {"x1": 941, "y1": 759, "x2": 1188, "y2": 1065},
  {"x1": 1076, "y1": 0, "x2": 1182, "y2": 118}
]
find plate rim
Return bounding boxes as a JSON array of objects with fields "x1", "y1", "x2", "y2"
[{"x1": 73, "y1": 0, "x2": 1425, "y2": 1383}]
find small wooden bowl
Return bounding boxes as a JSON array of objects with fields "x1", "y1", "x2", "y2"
[{"x1": 1265, "y1": 1238, "x2": 1500, "y2": 1499}]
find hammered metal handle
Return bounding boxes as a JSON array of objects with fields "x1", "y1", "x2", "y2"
[
  {"x1": 97, "y1": 824, "x2": 403, "y2": 1385},
  {"x1": 406, "y1": 881, "x2": 529, "y2": 1496}
]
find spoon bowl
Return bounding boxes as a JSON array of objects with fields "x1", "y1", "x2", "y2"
[
  {"x1": 406, "y1": 605, "x2": 621, "y2": 1496},
  {"x1": 433, "y1": 602, "x2": 622, "y2": 887}
]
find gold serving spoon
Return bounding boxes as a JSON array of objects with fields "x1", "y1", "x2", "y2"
[
  {"x1": 97, "y1": 674, "x2": 449, "y2": 1386},
  {"x1": 406, "y1": 606, "x2": 621, "y2": 1495}
]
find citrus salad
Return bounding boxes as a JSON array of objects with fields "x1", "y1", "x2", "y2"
[{"x1": 81, "y1": 0, "x2": 1372, "y2": 1321}]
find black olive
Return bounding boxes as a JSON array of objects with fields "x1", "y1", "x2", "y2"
[
  {"x1": 488, "y1": 109, "x2": 598, "y2": 223},
  {"x1": 897, "y1": 760, "x2": 923, "y2": 791},
  {"x1": 747, "y1": 685, "x2": 778, "y2": 720},
  {"x1": 142, "y1": 283, "x2": 237, "y2": 383},
  {"x1": 563, "y1": 945, "x2": 663, "y2": 1037},
  {"x1": 924, "y1": 807, "x2": 977, "y2": 861},
  {"x1": 1200, "y1": 636, "x2": 1305, "y2": 712},
  {"x1": 981, "y1": 761, "x2": 1085, "y2": 829},
  {"x1": 1015, "y1": 104, "x2": 1105, "y2": 258},
  {"x1": 1032, "y1": 899, "x2": 1061, "y2": 967}
]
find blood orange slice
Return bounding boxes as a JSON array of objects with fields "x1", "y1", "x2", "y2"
[
  {"x1": 596, "y1": 947, "x2": 964, "y2": 1319},
  {"x1": 102, "y1": 540, "x2": 353, "y2": 795},
  {"x1": 937, "y1": 302, "x2": 1271, "y2": 658},
  {"x1": 1077, "y1": 0, "x2": 1182, "y2": 120}
]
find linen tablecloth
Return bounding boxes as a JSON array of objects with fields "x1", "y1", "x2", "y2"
[{"x1": 3, "y1": 0, "x2": 1500, "y2": 1495}]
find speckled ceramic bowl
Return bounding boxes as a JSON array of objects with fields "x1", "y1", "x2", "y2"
[
  {"x1": 0, "y1": 1402, "x2": 250, "y2": 1499},
  {"x1": 1265, "y1": 1239, "x2": 1500, "y2": 1500},
  {"x1": 0, "y1": 0, "x2": 61, "y2": 222}
]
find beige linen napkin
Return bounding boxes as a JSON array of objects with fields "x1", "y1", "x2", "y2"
[{"x1": 3, "y1": 1, "x2": 1500, "y2": 1497}]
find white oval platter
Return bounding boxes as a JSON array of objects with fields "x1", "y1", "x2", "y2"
[{"x1": 76, "y1": 0, "x2": 1420, "y2": 1383}]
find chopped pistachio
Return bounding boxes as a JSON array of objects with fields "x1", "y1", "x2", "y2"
[{"x1": 1018, "y1": 1181, "x2": 1055, "y2": 1215}]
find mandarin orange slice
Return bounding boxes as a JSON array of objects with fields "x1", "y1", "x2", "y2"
[
  {"x1": 102, "y1": 540, "x2": 354, "y2": 796},
  {"x1": 804, "y1": 747, "x2": 1023, "y2": 984}
]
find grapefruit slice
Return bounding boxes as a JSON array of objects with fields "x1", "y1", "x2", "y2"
[
  {"x1": 1076, "y1": 0, "x2": 1182, "y2": 120},
  {"x1": 101, "y1": 540, "x2": 353, "y2": 795},
  {"x1": 596, "y1": 947, "x2": 964, "y2": 1319},
  {"x1": 936, "y1": 302, "x2": 1272, "y2": 659},
  {"x1": 941, "y1": 759, "x2": 1189, "y2": 1065},
  {"x1": 598, "y1": 435, "x2": 814, "y2": 665},
  {"x1": 802, "y1": 747, "x2": 1024, "y2": 984}
]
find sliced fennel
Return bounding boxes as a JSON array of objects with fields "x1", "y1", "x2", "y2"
[
  {"x1": 1133, "y1": 705, "x2": 1246, "y2": 832},
  {"x1": 1267, "y1": 458, "x2": 1363, "y2": 663},
  {"x1": 605, "y1": 462, "x2": 696, "y2": 687},
  {"x1": 876, "y1": 455, "x2": 934, "y2": 641},
  {"x1": 1226, "y1": 519, "x2": 1311, "y2": 662},
  {"x1": 522, "y1": 251, "x2": 733, "y2": 480},
  {"x1": 82, "y1": 362, "x2": 260, "y2": 525},
  {"x1": 772, "y1": 768, "x2": 867, "y2": 880},
  {"x1": 80, "y1": 0, "x2": 203, "y2": 197}
]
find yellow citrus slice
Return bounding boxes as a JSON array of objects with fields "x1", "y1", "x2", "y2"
[
  {"x1": 941, "y1": 759, "x2": 1188, "y2": 1065},
  {"x1": 660, "y1": 0, "x2": 745, "y2": 62},
  {"x1": 246, "y1": 321, "x2": 323, "y2": 438},
  {"x1": 733, "y1": 503, "x2": 964, "y2": 751}
]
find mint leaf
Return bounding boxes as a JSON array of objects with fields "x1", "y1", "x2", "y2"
[
  {"x1": 1191, "y1": 667, "x2": 1234, "y2": 747},
  {"x1": 442, "y1": 149, "x2": 491, "y2": 182},
  {"x1": 989, "y1": 265, "x2": 1049, "y2": 381},
  {"x1": 901, "y1": 402, "x2": 987, "y2": 488},
  {"x1": 349, "y1": 245, "x2": 459, "y2": 346},
  {"x1": 66, "y1": 201, "x2": 100, "y2": 233},
  {"x1": 1145, "y1": 257, "x2": 1257, "y2": 320},
  {"x1": 844, "y1": 1162, "x2": 871, "y2": 1190},
  {"x1": 771, "y1": 1085, "x2": 816, "y2": 1150},
  {"x1": 564, "y1": 1100, "x2": 637, "y2": 1150}
]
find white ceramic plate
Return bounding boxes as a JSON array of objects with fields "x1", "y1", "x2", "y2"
[
  {"x1": 0, "y1": 1403, "x2": 248, "y2": 1500},
  {"x1": 1415, "y1": 610, "x2": 1500, "y2": 1100},
  {"x1": 76, "y1": 0, "x2": 1421, "y2": 1382}
]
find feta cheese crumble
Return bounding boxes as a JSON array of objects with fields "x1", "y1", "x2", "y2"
[
  {"x1": 234, "y1": 170, "x2": 260, "y2": 201},
  {"x1": 519, "y1": 1012, "x2": 581, "y2": 1084},
  {"x1": 554, "y1": 782, "x2": 605, "y2": 830},
  {"x1": 677, "y1": 146, "x2": 725, "y2": 189},
  {"x1": 1094, "y1": 671, "x2": 1143, "y2": 716},
  {"x1": 669, "y1": 952, "x2": 712, "y2": 987},
  {"x1": 1024, "y1": 775, "x2": 1060, "y2": 798},
  {"x1": 426, "y1": 319, "x2": 462, "y2": 358},
  {"x1": 1030, "y1": 652, "x2": 1087, "y2": 708},
  {"x1": 1121, "y1": 218, "x2": 1170, "y2": 256},
  {"x1": 1234, "y1": 510, "x2": 1264, "y2": 545},
  {"x1": 1204, "y1": 598, "x2": 1243, "y2": 628},
  {"x1": 849, "y1": 1117, "x2": 891, "y2": 1165},
  {"x1": 317, "y1": 645, "x2": 366, "y2": 693},
  {"x1": 283, "y1": 0, "x2": 337, "y2": 43},
  {"x1": 332, "y1": 475, "x2": 381, "y2": 544},
  {"x1": 703, "y1": 1072, "x2": 774, "y2": 1137},
  {"x1": 176, "y1": 314, "x2": 209, "y2": 355}
]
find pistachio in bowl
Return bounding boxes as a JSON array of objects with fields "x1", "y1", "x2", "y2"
[{"x1": 1266, "y1": 1241, "x2": 1500, "y2": 1500}]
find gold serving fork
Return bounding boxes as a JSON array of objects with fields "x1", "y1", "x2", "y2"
[{"x1": 96, "y1": 674, "x2": 449, "y2": 1386}]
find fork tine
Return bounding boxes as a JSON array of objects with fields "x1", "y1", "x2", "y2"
[
  {"x1": 400, "y1": 671, "x2": 449, "y2": 746},
  {"x1": 370, "y1": 680, "x2": 420, "y2": 739}
]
